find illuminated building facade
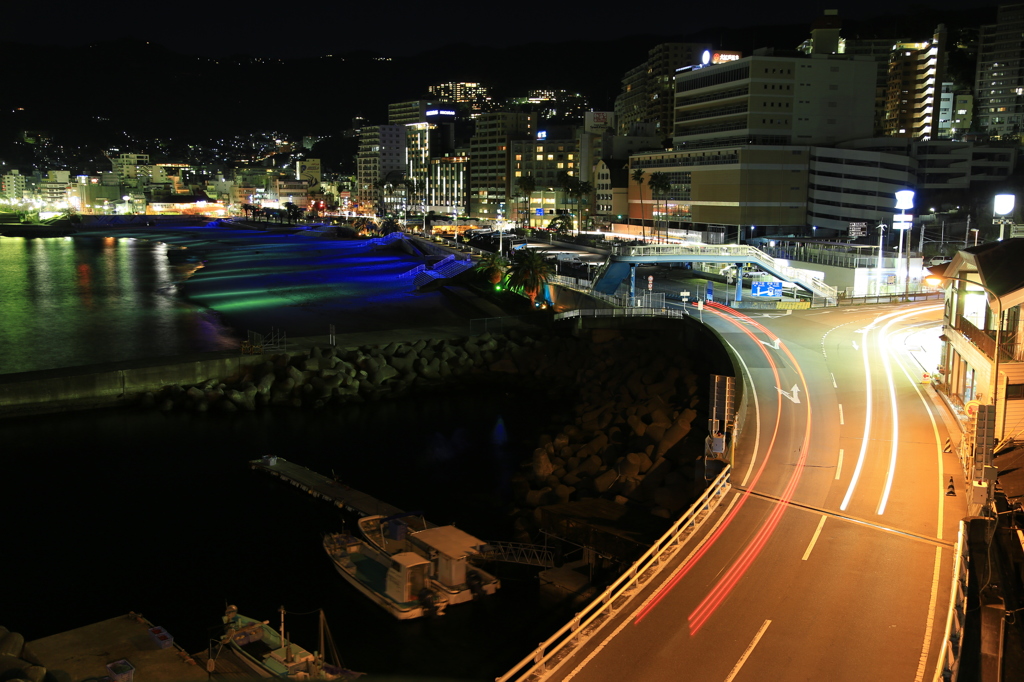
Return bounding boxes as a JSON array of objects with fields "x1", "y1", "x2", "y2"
[
  {"x1": 976, "y1": 3, "x2": 1024, "y2": 139},
  {"x1": 511, "y1": 131, "x2": 580, "y2": 227},
  {"x1": 1, "y1": 170, "x2": 26, "y2": 202},
  {"x1": 428, "y1": 82, "x2": 492, "y2": 115},
  {"x1": 883, "y1": 26, "x2": 946, "y2": 140},
  {"x1": 468, "y1": 112, "x2": 534, "y2": 221},
  {"x1": 614, "y1": 42, "x2": 713, "y2": 137},
  {"x1": 672, "y1": 51, "x2": 876, "y2": 150},
  {"x1": 357, "y1": 125, "x2": 405, "y2": 207}
]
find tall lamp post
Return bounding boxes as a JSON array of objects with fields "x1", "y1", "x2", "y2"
[
  {"x1": 993, "y1": 193, "x2": 1015, "y2": 241},
  {"x1": 894, "y1": 189, "x2": 915, "y2": 298},
  {"x1": 926, "y1": 273, "x2": 1003, "y2": 508}
]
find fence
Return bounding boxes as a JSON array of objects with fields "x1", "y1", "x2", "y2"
[
  {"x1": 934, "y1": 520, "x2": 969, "y2": 682},
  {"x1": 495, "y1": 466, "x2": 732, "y2": 682},
  {"x1": 554, "y1": 307, "x2": 690, "y2": 322}
]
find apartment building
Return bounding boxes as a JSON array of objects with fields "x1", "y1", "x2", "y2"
[
  {"x1": 976, "y1": 3, "x2": 1024, "y2": 139},
  {"x1": 468, "y1": 112, "x2": 534, "y2": 221},
  {"x1": 356, "y1": 125, "x2": 406, "y2": 208},
  {"x1": 614, "y1": 43, "x2": 713, "y2": 137},
  {"x1": 672, "y1": 50, "x2": 877, "y2": 150},
  {"x1": 883, "y1": 26, "x2": 947, "y2": 139}
]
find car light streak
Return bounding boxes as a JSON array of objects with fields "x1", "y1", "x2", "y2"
[
  {"x1": 839, "y1": 321, "x2": 873, "y2": 511},
  {"x1": 633, "y1": 303, "x2": 787, "y2": 624},
  {"x1": 876, "y1": 314, "x2": 904, "y2": 515},
  {"x1": 634, "y1": 302, "x2": 813, "y2": 633}
]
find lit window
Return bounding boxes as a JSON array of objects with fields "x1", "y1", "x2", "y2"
[
  {"x1": 557, "y1": 163, "x2": 564, "y2": 169},
  {"x1": 536, "y1": 154, "x2": 544, "y2": 161},
  {"x1": 547, "y1": 154, "x2": 554, "y2": 160}
]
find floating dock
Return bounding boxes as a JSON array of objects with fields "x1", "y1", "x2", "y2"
[{"x1": 250, "y1": 456, "x2": 404, "y2": 518}]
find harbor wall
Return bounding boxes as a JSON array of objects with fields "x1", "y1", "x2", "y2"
[{"x1": 0, "y1": 353, "x2": 266, "y2": 418}]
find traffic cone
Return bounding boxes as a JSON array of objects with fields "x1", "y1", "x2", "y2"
[{"x1": 946, "y1": 476, "x2": 956, "y2": 497}]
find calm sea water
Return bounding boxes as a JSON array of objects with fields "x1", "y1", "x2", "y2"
[
  {"x1": 1, "y1": 233, "x2": 572, "y2": 679},
  {"x1": 0, "y1": 235, "x2": 237, "y2": 375}
]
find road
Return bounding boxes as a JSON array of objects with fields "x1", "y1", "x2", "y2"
[{"x1": 546, "y1": 300, "x2": 967, "y2": 682}]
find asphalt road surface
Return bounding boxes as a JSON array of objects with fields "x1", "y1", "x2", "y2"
[{"x1": 545, "y1": 300, "x2": 966, "y2": 682}]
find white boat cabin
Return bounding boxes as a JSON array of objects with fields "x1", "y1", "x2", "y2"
[
  {"x1": 408, "y1": 526, "x2": 486, "y2": 588},
  {"x1": 385, "y1": 551, "x2": 432, "y2": 604}
]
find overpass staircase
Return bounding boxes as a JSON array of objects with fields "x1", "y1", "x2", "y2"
[{"x1": 593, "y1": 243, "x2": 838, "y2": 303}]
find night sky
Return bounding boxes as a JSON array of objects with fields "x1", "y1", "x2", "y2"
[{"x1": 10, "y1": 0, "x2": 997, "y2": 58}]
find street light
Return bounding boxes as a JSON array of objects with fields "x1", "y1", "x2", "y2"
[
  {"x1": 894, "y1": 189, "x2": 915, "y2": 298},
  {"x1": 993, "y1": 193, "x2": 1014, "y2": 241}
]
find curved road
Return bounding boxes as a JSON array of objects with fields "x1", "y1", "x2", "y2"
[{"x1": 547, "y1": 301, "x2": 966, "y2": 682}]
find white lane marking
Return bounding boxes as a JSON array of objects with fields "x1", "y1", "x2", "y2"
[
  {"x1": 760, "y1": 338, "x2": 781, "y2": 350},
  {"x1": 852, "y1": 341, "x2": 860, "y2": 350},
  {"x1": 915, "y1": 546, "x2": 943, "y2": 682},
  {"x1": 888, "y1": 316, "x2": 948, "y2": 541},
  {"x1": 724, "y1": 340, "x2": 761, "y2": 489},
  {"x1": 562, "y1": 492, "x2": 743, "y2": 682},
  {"x1": 877, "y1": 314, "x2": 909, "y2": 516},
  {"x1": 831, "y1": 372, "x2": 837, "y2": 388},
  {"x1": 724, "y1": 620, "x2": 772, "y2": 682},
  {"x1": 801, "y1": 515, "x2": 828, "y2": 561},
  {"x1": 838, "y1": 404, "x2": 845, "y2": 425},
  {"x1": 835, "y1": 449, "x2": 844, "y2": 480},
  {"x1": 776, "y1": 384, "x2": 801, "y2": 403}
]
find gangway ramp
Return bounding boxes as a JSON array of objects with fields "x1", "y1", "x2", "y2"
[
  {"x1": 594, "y1": 243, "x2": 837, "y2": 303},
  {"x1": 478, "y1": 541, "x2": 556, "y2": 567}
]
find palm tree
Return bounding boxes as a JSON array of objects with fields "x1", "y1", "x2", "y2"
[
  {"x1": 647, "y1": 172, "x2": 670, "y2": 243},
  {"x1": 506, "y1": 247, "x2": 553, "y2": 308},
  {"x1": 557, "y1": 171, "x2": 578, "y2": 231},
  {"x1": 475, "y1": 251, "x2": 509, "y2": 285},
  {"x1": 631, "y1": 168, "x2": 647, "y2": 242},
  {"x1": 547, "y1": 214, "x2": 573, "y2": 237},
  {"x1": 516, "y1": 175, "x2": 536, "y2": 229},
  {"x1": 576, "y1": 181, "x2": 594, "y2": 236}
]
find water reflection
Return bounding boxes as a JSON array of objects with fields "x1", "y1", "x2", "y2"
[{"x1": 0, "y1": 236, "x2": 238, "y2": 375}]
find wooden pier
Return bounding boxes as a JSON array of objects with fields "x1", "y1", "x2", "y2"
[{"x1": 250, "y1": 456, "x2": 405, "y2": 518}]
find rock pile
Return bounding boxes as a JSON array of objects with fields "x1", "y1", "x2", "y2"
[
  {"x1": 0, "y1": 626, "x2": 46, "y2": 682},
  {"x1": 140, "y1": 324, "x2": 711, "y2": 531},
  {"x1": 504, "y1": 328, "x2": 706, "y2": 540},
  {"x1": 139, "y1": 331, "x2": 543, "y2": 412}
]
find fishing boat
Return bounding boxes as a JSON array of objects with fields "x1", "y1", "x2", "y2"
[
  {"x1": 219, "y1": 605, "x2": 362, "y2": 680},
  {"x1": 323, "y1": 515, "x2": 500, "y2": 620}
]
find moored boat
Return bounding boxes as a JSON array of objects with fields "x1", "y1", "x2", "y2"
[
  {"x1": 323, "y1": 521, "x2": 500, "y2": 620},
  {"x1": 220, "y1": 605, "x2": 362, "y2": 680}
]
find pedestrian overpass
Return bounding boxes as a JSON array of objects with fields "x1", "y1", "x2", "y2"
[{"x1": 592, "y1": 243, "x2": 838, "y2": 304}]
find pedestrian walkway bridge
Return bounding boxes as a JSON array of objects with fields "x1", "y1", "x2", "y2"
[{"x1": 594, "y1": 243, "x2": 838, "y2": 303}]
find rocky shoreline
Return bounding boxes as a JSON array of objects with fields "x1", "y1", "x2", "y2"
[{"x1": 138, "y1": 322, "x2": 721, "y2": 547}]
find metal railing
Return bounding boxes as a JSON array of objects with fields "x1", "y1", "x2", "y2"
[
  {"x1": 479, "y1": 542, "x2": 556, "y2": 568},
  {"x1": 555, "y1": 307, "x2": 689, "y2": 321},
  {"x1": 496, "y1": 465, "x2": 732, "y2": 682},
  {"x1": 934, "y1": 520, "x2": 969, "y2": 682}
]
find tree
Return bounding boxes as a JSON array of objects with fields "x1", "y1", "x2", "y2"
[
  {"x1": 576, "y1": 181, "x2": 594, "y2": 235},
  {"x1": 475, "y1": 251, "x2": 509, "y2": 285},
  {"x1": 647, "y1": 172, "x2": 670, "y2": 243},
  {"x1": 506, "y1": 247, "x2": 553, "y2": 308},
  {"x1": 558, "y1": 171, "x2": 578, "y2": 231},
  {"x1": 516, "y1": 175, "x2": 536, "y2": 229},
  {"x1": 631, "y1": 168, "x2": 647, "y2": 242},
  {"x1": 547, "y1": 214, "x2": 573, "y2": 236}
]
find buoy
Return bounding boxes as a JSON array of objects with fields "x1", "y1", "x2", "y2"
[{"x1": 946, "y1": 476, "x2": 956, "y2": 497}]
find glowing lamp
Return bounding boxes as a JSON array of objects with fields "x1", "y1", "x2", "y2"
[
  {"x1": 894, "y1": 189, "x2": 915, "y2": 210},
  {"x1": 994, "y1": 194, "x2": 1015, "y2": 216}
]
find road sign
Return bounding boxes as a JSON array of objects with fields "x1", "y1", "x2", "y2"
[
  {"x1": 849, "y1": 222, "x2": 867, "y2": 238},
  {"x1": 647, "y1": 275, "x2": 654, "y2": 291},
  {"x1": 751, "y1": 281, "x2": 783, "y2": 297},
  {"x1": 706, "y1": 282, "x2": 713, "y2": 300}
]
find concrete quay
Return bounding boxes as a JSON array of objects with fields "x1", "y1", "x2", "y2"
[{"x1": 26, "y1": 613, "x2": 206, "y2": 682}]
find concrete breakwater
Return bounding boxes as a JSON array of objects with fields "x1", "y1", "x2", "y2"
[{"x1": 129, "y1": 321, "x2": 727, "y2": 535}]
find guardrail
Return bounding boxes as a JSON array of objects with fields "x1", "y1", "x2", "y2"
[
  {"x1": 555, "y1": 308, "x2": 689, "y2": 321},
  {"x1": 934, "y1": 520, "x2": 969, "y2": 682},
  {"x1": 496, "y1": 465, "x2": 732, "y2": 682}
]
